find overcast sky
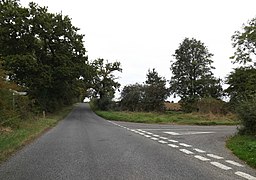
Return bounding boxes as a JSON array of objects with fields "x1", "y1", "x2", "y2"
[{"x1": 20, "y1": 0, "x2": 256, "y2": 100}]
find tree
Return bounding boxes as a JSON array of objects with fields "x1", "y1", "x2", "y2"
[
  {"x1": 231, "y1": 17, "x2": 256, "y2": 65},
  {"x1": 226, "y1": 67, "x2": 256, "y2": 104},
  {"x1": 143, "y1": 69, "x2": 169, "y2": 111},
  {"x1": 170, "y1": 38, "x2": 222, "y2": 111},
  {"x1": 120, "y1": 83, "x2": 144, "y2": 111},
  {"x1": 120, "y1": 69, "x2": 169, "y2": 112},
  {"x1": 90, "y1": 58, "x2": 122, "y2": 110},
  {"x1": 0, "y1": 1, "x2": 90, "y2": 111},
  {"x1": 227, "y1": 17, "x2": 256, "y2": 135}
]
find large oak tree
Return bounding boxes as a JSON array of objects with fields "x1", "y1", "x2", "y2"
[{"x1": 0, "y1": 0, "x2": 90, "y2": 111}]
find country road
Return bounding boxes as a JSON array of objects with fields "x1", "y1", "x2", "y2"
[{"x1": 0, "y1": 103, "x2": 255, "y2": 180}]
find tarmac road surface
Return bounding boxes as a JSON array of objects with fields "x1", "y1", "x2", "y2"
[{"x1": 0, "y1": 103, "x2": 255, "y2": 180}]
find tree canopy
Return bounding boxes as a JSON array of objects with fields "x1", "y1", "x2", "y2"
[
  {"x1": 170, "y1": 38, "x2": 222, "y2": 103},
  {"x1": 89, "y1": 58, "x2": 122, "y2": 110},
  {"x1": 0, "y1": 0, "x2": 90, "y2": 111},
  {"x1": 231, "y1": 17, "x2": 256, "y2": 65},
  {"x1": 120, "y1": 69, "x2": 169, "y2": 112}
]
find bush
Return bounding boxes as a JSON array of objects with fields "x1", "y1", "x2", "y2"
[
  {"x1": 236, "y1": 96, "x2": 256, "y2": 135},
  {"x1": 196, "y1": 98, "x2": 227, "y2": 114}
]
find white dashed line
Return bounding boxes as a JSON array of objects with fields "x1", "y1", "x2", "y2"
[
  {"x1": 179, "y1": 143, "x2": 192, "y2": 147},
  {"x1": 210, "y1": 162, "x2": 232, "y2": 170},
  {"x1": 152, "y1": 134, "x2": 160, "y2": 137},
  {"x1": 168, "y1": 144, "x2": 179, "y2": 148},
  {"x1": 235, "y1": 171, "x2": 256, "y2": 180},
  {"x1": 225, "y1": 160, "x2": 244, "y2": 167},
  {"x1": 143, "y1": 135, "x2": 151, "y2": 138},
  {"x1": 194, "y1": 155, "x2": 210, "y2": 161},
  {"x1": 207, "y1": 154, "x2": 224, "y2": 160},
  {"x1": 151, "y1": 137, "x2": 159, "y2": 140},
  {"x1": 158, "y1": 140, "x2": 168, "y2": 144},
  {"x1": 146, "y1": 132, "x2": 153, "y2": 135},
  {"x1": 159, "y1": 137, "x2": 168, "y2": 140},
  {"x1": 168, "y1": 139, "x2": 179, "y2": 143},
  {"x1": 179, "y1": 149, "x2": 194, "y2": 155},
  {"x1": 193, "y1": 148, "x2": 206, "y2": 153}
]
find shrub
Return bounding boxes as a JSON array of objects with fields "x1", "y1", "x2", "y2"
[
  {"x1": 196, "y1": 98, "x2": 227, "y2": 114},
  {"x1": 236, "y1": 96, "x2": 256, "y2": 135}
]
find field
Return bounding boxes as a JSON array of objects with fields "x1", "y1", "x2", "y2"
[{"x1": 95, "y1": 110, "x2": 238, "y2": 125}]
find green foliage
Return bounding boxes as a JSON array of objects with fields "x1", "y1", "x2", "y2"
[
  {"x1": 170, "y1": 38, "x2": 223, "y2": 112},
  {"x1": 120, "y1": 69, "x2": 169, "y2": 112},
  {"x1": 0, "y1": 0, "x2": 90, "y2": 112},
  {"x1": 236, "y1": 95, "x2": 256, "y2": 135},
  {"x1": 120, "y1": 83, "x2": 144, "y2": 111},
  {"x1": 0, "y1": 104, "x2": 74, "y2": 163},
  {"x1": 231, "y1": 17, "x2": 256, "y2": 65},
  {"x1": 95, "y1": 110, "x2": 237, "y2": 125},
  {"x1": 227, "y1": 135, "x2": 256, "y2": 168},
  {"x1": 226, "y1": 67, "x2": 256, "y2": 105},
  {"x1": 143, "y1": 69, "x2": 169, "y2": 111},
  {"x1": 89, "y1": 58, "x2": 122, "y2": 110}
]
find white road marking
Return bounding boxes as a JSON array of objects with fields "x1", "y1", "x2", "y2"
[
  {"x1": 179, "y1": 143, "x2": 192, "y2": 147},
  {"x1": 152, "y1": 134, "x2": 160, "y2": 137},
  {"x1": 168, "y1": 144, "x2": 179, "y2": 148},
  {"x1": 226, "y1": 160, "x2": 244, "y2": 167},
  {"x1": 168, "y1": 139, "x2": 179, "y2": 143},
  {"x1": 193, "y1": 148, "x2": 206, "y2": 153},
  {"x1": 179, "y1": 149, "x2": 194, "y2": 155},
  {"x1": 158, "y1": 140, "x2": 168, "y2": 144},
  {"x1": 151, "y1": 137, "x2": 159, "y2": 140},
  {"x1": 164, "y1": 131, "x2": 214, "y2": 136},
  {"x1": 164, "y1": 132, "x2": 181, "y2": 135},
  {"x1": 194, "y1": 155, "x2": 210, "y2": 161},
  {"x1": 210, "y1": 162, "x2": 232, "y2": 170},
  {"x1": 207, "y1": 154, "x2": 224, "y2": 159},
  {"x1": 159, "y1": 137, "x2": 168, "y2": 140},
  {"x1": 146, "y1": 132, "x2": 153, "y2": 135},
  {"x1": 235, "y1": 171, "x2": 256, "y2": 180},
  {"x1": 143, "y1": 135, "x2": 151, "y2": 138}
]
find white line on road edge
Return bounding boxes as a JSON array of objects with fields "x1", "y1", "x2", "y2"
[
  {"x1": 179, "y1": 149, "x2": 194, "y2": 155},
  {"x1": 226, "y1": 160, "x2": 244, "y2": 167},
  {"x1": 151, "y1": 137, "x2": 159, "y2": 140},
  {"x1": 193, "y1": 148, "x2": 206, "y2": 153},
  {"x1": 210, "y1": 162, "x2": 232, "y2": 170},
  {"x1": 194, "y1": 155, "x2": 210, "y2": 161},
  {"x1": 168, "y1": 139, "x2": 179, "y2": 143},
  {"x1": 168, "y1": 144, "x2": 179, "y2": 148},
  {"x1": 179, "y1": 143, "x2": 192, "y2": 147},
  {"x1": 235, "y1": 171, "x2": 256, "y2": 180},
  {"x1": 158, "y1": 140, "x2": 168, "y2": 144},
  {"x1": 207, "y1": 154, "x2": 224, "y2": 159},
  {"x1": 159, "y1": 137, "x2": 168, "y2": 140}
]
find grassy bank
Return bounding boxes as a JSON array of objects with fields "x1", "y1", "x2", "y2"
[
  {"x1": 0, "y1": 105, "x2": 74, "y2": 163},
  {"x1": 95, "y1": 111, "x2": 238, "y2": 125},
  {"x1": 227, "y1": 135, "x2": 256, "y2": 168}
]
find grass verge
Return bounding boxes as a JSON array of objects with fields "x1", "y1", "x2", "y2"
[
  {"x1": 227, "y1": 135, "x2": 256, "y2": 168},
  {"x1": 0, "y1": 105, "x2": 74, "y2": 163},
  {"x1": 95, "y1": 111, "x2": 238, "y2": 125}
]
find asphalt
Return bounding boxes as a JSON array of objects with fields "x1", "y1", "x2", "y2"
[{"x1": 0, "y1": 103, "x2": 255, "y2": 180}]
